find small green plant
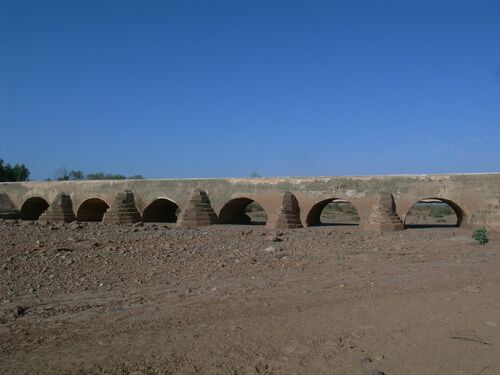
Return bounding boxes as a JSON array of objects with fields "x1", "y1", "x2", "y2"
[
  {"x1": 430, "y1": 206, "x2": 445, "y2": 218},
  {"x1": 472, "y1": 228, "x2": 489, "y2": 245}
]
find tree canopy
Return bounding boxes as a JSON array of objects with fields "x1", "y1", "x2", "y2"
[
  {"x1": 0, "y1": 159, "x2": 30, "y2": 182},
  {"x1": 55, "y1": 167, "x2": 143, "y2": 181}
]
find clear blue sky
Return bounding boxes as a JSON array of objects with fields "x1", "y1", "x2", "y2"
[{"x1": 1, "y1": 0, "x2": 500, "y2": 180}]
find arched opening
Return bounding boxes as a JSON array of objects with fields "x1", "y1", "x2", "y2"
[
  {"x1": 76, "y1": 198, "x2": 110, "y2": 222},
  {"x1": 142, "y1": 198, "x2": 179, "y2": 223},
  {"x1": 404, "y1": 198, "x2": 463, "y2": 228},
  {"x1": 306, "y1": 198, "x2": 360, "y2": 226},
  {"x1": 219, "y1": 198, "x2": 267, "y2": 225},
  {"x1": 20, "y1": 197, "x2": 49, "y2": 220}
]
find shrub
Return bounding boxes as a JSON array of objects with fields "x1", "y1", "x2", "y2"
[
  {"x1": 430, "y1": 206, "x2": 445, "y2": 218},
  {"x1": 472, "y1": 228, "x2": 489, "y2": 245}
]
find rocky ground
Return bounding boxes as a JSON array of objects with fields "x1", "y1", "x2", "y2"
[{"x1": 0, "y1": 220, "x2": 499, "y2": 374}]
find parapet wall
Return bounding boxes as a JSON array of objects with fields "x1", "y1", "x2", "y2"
[{"x1": 1, "y1": 173, "x2": 500, "y2": 230}]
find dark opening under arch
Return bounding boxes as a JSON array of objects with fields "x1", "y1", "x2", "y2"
[
  {"x1": 142, "y1": 198, "x2": 179, "y2": 223},
  {"x1": 306, "y1": 198, "x2": 360, "y2": 226},
  {"x1": 404, "y1": 198, "x2": 463, "y2": 228},
  {"x1": 77, "y1": 198, "x2": 109, "y2": 222},
  {"x1": 20, "y1": 197, "x2": 49, "y2": 220},
  {"x1": 219, "y1": 198, "x2": 267, "y2": 225}
]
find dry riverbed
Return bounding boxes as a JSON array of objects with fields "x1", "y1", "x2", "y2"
[{"x1": 1, "y1": 220, "x2": 499, "y2": 374}]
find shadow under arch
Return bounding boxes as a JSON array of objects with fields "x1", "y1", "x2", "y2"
[
  {"x1": 20, "y1": 197, "x2": 49, "y2": 220},
  {"x1": 142, "y1": 197, "x2": 179, "y2": 223},
  {"x1": 218, "y1": 197, "x2": 267, "y2": 225},
  {"x1": 404, "y1": 197, "x2": 464, "y2": 228},
  {"x1": 306, "y1": 198, "x2": 360, "y2": 227},
  {"x1": 77, "y1": 198, "x2": 110, "y2": 222}
]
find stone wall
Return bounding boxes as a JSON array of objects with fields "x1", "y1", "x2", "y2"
[{"x1": 1, "y1": 173, "x2": 500, "y2": 230}]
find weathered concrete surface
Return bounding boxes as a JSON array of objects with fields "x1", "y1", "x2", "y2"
[{"x1": 1, "y1": 173, "x2": 500, "y2": 230}]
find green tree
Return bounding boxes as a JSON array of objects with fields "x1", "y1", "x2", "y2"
[
  {"x1": 69, "y1": 170, "x2": 85, "y2": 180},
  {"x1": 55, "y1": 167, "x2": 69, "y2": 180},
  {"x1": 55, "y1": 167, "x2": 144, "y2": 181},
  {"x1": 86, "y1": 172, "x2": 126, "y2": 180},
  {"x1": 0, "y1": 159, "x2": 30, "y2": 182},
  {"x1": 0, "y1": 160, "x2": 7, "y2": 181},
  {"x1": 55, "y1": 167, "x2": 84, "y2": 180}
]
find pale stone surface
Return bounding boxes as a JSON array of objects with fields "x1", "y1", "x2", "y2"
[
  {"x1": 39, "y1": 192, "x2": 76, "y2": 223},
  {"x1": 361, "y1": 192, "x2": 404, "y2": 232},
  {"x1": 2, "y1": 173, "x2": 500, "y2": 230},
  {"x1": 102, "y1": 190, "x2": 141, "y2": 224},
  {"x1": 0, "y1": 193, "x2": 19, "y2": 219},
  {"x1": 269, "y1": 191, "x2": 303, "y2": 229},
  {"x1": 177, "y1": 188, "x2": 217, "y2": 227}
]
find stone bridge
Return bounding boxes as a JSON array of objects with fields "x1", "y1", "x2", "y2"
[{"x1": 1, "y1": 173, "x2": 499, "y2": 231}]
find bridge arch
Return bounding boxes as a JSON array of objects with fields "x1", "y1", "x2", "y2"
[
  {"x1": 404, "y1": 197, "x2": 464, "y2": 228},
  {"x1": 142, "y1": 197, "x2": 179, "y2": 223},
  {"x1": 76, "y1": 198, "x2": 110, "y2": 222},
  {"x1": 20, "y1": 197, "x2": 49, "y2": 220},
  {"x1": 306, "y1": 198, "x2": 360, "y2": 227},
  {"x1": 218, "y1": 197, "x2": 268, "y2": 225}
]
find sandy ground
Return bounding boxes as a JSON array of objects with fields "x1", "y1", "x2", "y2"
[{"x1": 1, "y1": 220, "x2": 499, "y2": 375}]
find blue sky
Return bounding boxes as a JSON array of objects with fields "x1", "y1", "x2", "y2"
[{"x1": 1, "y1": 0, "x2": 500, "y2": 180}]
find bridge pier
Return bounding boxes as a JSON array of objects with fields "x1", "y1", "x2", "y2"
[
  {"x1": 360, "y1": 192, "x2": 404, "y2": 232},
  {"x1": 0, "y1": 193, "x2": 20, "y2": 220},
  {"x1": 102, "y1": 191, "x2": 141, "y2": 224},
  {"x1": 268, "y1": 191, "x2": 303, "y2": 229},
  {"x1": 39, "y1": 193, "x2": 76, "y2": 223},
  {"x1": 177, "y1": 188, "x2": 218, "y2": 227}
]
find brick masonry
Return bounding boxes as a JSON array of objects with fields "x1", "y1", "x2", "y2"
[
  {"x1": 102, "y1": 190, "x2": 141, "y2": 224},
  {"x1": 39, "y1": 192, "x2": 76, "y2": 223},
  {"x1": 177, "y1": 188, "x2": 218, "y2": 227}
]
